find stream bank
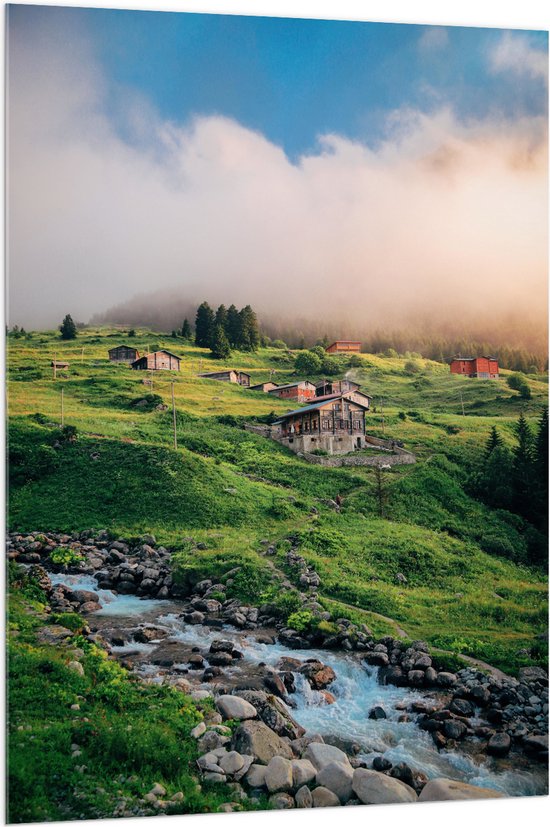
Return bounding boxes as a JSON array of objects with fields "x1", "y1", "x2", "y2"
[{"x1": 8, "y1": 530, "x2": 549, "y2": 806}]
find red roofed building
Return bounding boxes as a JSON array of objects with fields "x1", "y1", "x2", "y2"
[
  {"x1": 325, "y1": 340, "x2": 361, "y2": 354},
  {"x1": 450, "y1": 356, "x2": 499, "y2": 380}
]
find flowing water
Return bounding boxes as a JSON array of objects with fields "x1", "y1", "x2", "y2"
[{"x1": 51, "y1": 571, "x2": 547, "y2": 797}]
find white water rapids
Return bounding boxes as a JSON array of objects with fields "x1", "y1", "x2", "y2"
[{"x1": 50, "y1": 572, "x2": 547, "y2": 797}]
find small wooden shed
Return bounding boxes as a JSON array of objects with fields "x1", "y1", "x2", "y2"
[
  {"x1": 131, "y1": 350, "x2": 181, "y2": 371},
  {"x1": 108, "y1": 345, "x2": 139, "y2": 363}
]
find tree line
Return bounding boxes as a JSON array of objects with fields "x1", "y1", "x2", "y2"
[
  {"x1": 472, "y1": 409, "x2": 548, "y2": 564},
  {"x1": 176, "y1": 302, "x2": 260, "y2": 359}
]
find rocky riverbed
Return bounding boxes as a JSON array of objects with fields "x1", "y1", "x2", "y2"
[{"x1": 8, "y1": 530, "x2": 549, "y2": 808}]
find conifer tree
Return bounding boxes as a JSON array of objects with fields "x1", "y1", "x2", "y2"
[
  {"x1": 513, "y1": 413, "x2": 534, "y2": 520},
  {"x1": 210, "y1": 324, "x2": 231, "y2": 360},
  {"x1": 238, "y1": 305, "x2": 260, "y2": 351},
  {"x1": 181, "y1": 318, "x2": 192, "y2": 339},
  {"x1": 485, "y1": 425, "x2": 503, "y2": 457},
  {"x1": 226, "y1": 304, "x2": 241, "y2": 348},
  {"x1": 195, "y1": 302, "x2": 215, "y2": 348},
  {"x1": 534, "y1": 407, "x2": 548, "y2": 531},
  {"x1": 59, "y1": 314, "x2": 77, "y2": 340},
  {"x1": 215, "y1": 304, "x2": 228, "y2": 332}
]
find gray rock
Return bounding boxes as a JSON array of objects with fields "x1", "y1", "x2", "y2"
[
  {"x1": 216, "y1": 695, "x2": 258, "y2": 721},
  {"x1": 352, "y1": 768, "x2": 417, "y2": 804},
  {"x1": 190, "y1": 722, "x2": 206, "y2": 739},
  {"x1": 197, "y1": 730, "x2": 229, "y2": 753},
  {"x1": 265, "y1": 756, "x2": 293, "y2": 793},
  {"x1": 203, "y1": 771, "x2": 226, "y2": 783},
  {"x1": 67, "y1": 661, "x2": 84, "y2": 677},
  {"x1": 312, "y1": 786, "x2": 341, "y2": 807},
  {"x1": 291, "y1": 759, "x2": 317, "y2": 787},
  {"x1": 295, "y1": 785, "x2": 313, "y2": 808},
  {"x1": 219, "y1": 751, "x2": 245, "y2": 775},
  {"x1": 269, "y1": 792, "x2": 295, "y2": 809},
  {"x1": 487, "y1": 732, "x2": 511, "y2": 757},
  {"x1": 316, "y1": 760, "x2": 354, "y2": 803},
  {"x1": 419, "y1": 779, "x2": 505, "y2": 801},
  {"x1": 436, "y1": 672, "x2": 458, "y2": 687},
  {"x1": 244, "y1": 764, "x2": 267, "y2": 788},
  {"x1": 304, "y1": 742, "x2": 351, "y2": 772},
  {"x1": 232, "y1": 720, "x2": 293, "y2": 765}
]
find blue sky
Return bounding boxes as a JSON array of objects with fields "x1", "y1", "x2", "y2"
[
  {"x1": 9, "y1": 4, "x2": 548, "y2": 157},
  {"x1": 7, "y1": 4, "x2": 548, "y2": 330}
]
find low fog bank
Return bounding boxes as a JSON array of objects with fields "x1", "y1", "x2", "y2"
[{"x1": 93, "y1": 287, "x2": 548, "y2": 361}]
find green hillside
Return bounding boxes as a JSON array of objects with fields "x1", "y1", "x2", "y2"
[{"x1": 6, "y1": 326, "x2": 548, "y2": 673}]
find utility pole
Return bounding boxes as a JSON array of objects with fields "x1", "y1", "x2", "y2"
[
  {"x1": 53, "y1": 352, "x2": 57, "y2": 381},
  {"x1": 61, "y1": 388, "x2": 64, "y2": 427},
  {"x1": 81, "y1": 347, "x2": 84, "y2": 363},
  {"x1": 171, "y1": 382, "x2": 178, "y2": 450}
]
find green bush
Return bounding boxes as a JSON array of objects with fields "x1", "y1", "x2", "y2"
[
  {"x1": 287, "y1": 610, "x2": 315, "y2": 632},
  {"x1": 50, "y1": 547, "x2": 84, "y2": 568}
]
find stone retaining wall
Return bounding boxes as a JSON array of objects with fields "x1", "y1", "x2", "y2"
[{"x1": 297, "y1": 450, "x2": 416, "y2": 468}]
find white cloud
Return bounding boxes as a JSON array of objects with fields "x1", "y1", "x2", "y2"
[
  {"x1": 6, "y1": 18, "x2": 548, "y2": 340},
  {"x1": 490, "y1": 32, "x2": 548, "y2": 81}
]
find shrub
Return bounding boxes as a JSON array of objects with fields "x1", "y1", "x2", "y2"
[
  {"x1": 271, "y1": 339, "x2": 287, "y2": 349},
  {"x1": 507, "y1": 373, "x2": 531, "y2": 399},
  {"x1": 295, "y1": 351, "x2": 322, "y2": 374},
  {"x1": 287, "y1": 610, "x2": 315, "y2": 632},
  {"x1": 404, "y1": 360, "x2": 421, "y2": 375},
  {"x1": 49, "y1": 547, "x2": 84, "y2": 568}
]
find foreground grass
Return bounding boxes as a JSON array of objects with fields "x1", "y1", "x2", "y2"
[{"x1": 7, "y1": 576, "x2": 260, "y2": 823}]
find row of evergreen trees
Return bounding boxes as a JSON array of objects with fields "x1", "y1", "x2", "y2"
[
  {"x1": 474, "y1": 410, "x2": 548, "y2": 558},
  {"x1": 192, "y1": 302, "x2": 260, "y2": 359}
]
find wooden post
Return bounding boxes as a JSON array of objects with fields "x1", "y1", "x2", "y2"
[
  {"x1": 61, "y1": 388, "x2": 64, "y2": 427},
  {"x1": 171, "y1": 382, "x2": 178, "y2": 451},
  {"x1": 53, "y1": 353, "x2": 57, "y2": 381},
  {"x1": 81, "y1": 347, "x2": 84, "y2": 363},
  {"x1": 380, "y1": 398, "x2": 385, "y2": 434}
]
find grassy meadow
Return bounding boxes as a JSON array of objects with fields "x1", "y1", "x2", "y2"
[{"x1": 6, "y1": 326, "x2": 549, "y2": 674}]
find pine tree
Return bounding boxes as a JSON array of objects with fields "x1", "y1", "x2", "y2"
[
  {"x1": 485, "y1": 425, "x2": 503, "y2": 457},
  {"x1": 534, "y1": 407, "x2": 548, "y2": 532},
  {"x1": 226, "y1": 304, "x2": 241, "y2": 348},
  {"x1": 512, "y1": 413, "x2": 534, "y2": 520},
  {"x1": 195, "y1": 302, "x2": 215, "y2": 348},
  {"x1": 181, "y1": 319, "x2": 192, "y2": 339},
  {"x1": 238, "y1": 305, "x2": 260, "y2": 351},
  {"x1": 59, "y1": 314, "x2": 77, "y2": 340},
  {"x1": 215, "y1": 304, "x2": 228, "y2": 332},
  {"x1": 210, "y1": 324, "x2": 231, "y2": 360}
]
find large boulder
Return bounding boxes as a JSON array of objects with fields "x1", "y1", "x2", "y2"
[
  {"x1": 352, "y1": 768, "x2": 418, "y2": 805},
  {"x1": 265, "y1": 756, "x2": 293, "y2": 793},
  {"x1": 216, "y1": 695, "x2": 257, "y2": 721},
  {"x1": 304, "y1": 742, "x2": 351, "y2": 772},
  {"x1": 232, "y1": 720, "x2": 293, "y2": 765},
  {"x1": 315, "y1": 760, "x2": 354, "y2": 803},
  {"x1": 487, "y1": 732, "x2": 511, "y2": 757},
  {"x1": 295, "y1": 785, "x2": 313, "y2": 808},
  {"x1": 311, "y1": 786, "x2": 341, "y2": 807},
  {"x1": 419, "y1": 779, "x2": 505, "y2": 801},
  {"x1": 291, "y1": 759, "x2": 317, "y2": 787}
]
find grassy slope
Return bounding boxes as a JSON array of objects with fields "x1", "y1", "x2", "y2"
[{"x1": 7, "y1": 326, "x2": 548, "y2": 673}]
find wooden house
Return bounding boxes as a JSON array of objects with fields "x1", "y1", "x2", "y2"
[
  {"x1": 198, "y1": 369, "x2": 251, "y2": 387},
  {"x1": 267, "y1": 381, "x2": 317, "y2": 403},
  {"x1": 108, "y1": 345, "x2": 139, "y2": 363},
  {"x1": 326, "y1": 340, "x2": 362, "y2": 354},
  {"x1": 248, "y1": 381, "x2": 279, "y2": 392},
  {"x1": 315, "y1": 378, "x2": 360, "y2": 396},
  {"x1": 131, "y1": 350, "x2": 181, "y2": 371},
  {"x1": 273, "y1": 394, "x2": 370, "y2": 455},
  {"x1": 450, "y1": 356, "x2": 499, "y2": 379}
]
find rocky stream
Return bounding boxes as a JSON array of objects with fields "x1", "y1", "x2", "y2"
[{"x1": 8, "y1": 531, "x2": 549, "y2": 810}]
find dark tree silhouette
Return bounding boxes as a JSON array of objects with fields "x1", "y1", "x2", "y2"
[
  {"x1": 59, "y1": 314, "x2": 77, "y2": 340},
  {"x1": 195, "y1": 302, "x2": 215, "y2": 348}
]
